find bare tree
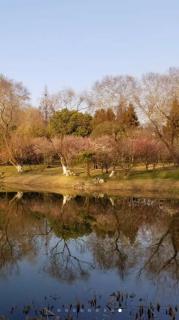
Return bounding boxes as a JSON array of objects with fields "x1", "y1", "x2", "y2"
[
  {"x1": 86, "y1": 75, "x2": 139, "y2": 112},
  {"x1": 51, "y1": 88, "x2": 88, "y2": 112},
  {"x1": 0, "y1": 75, "x2": 29, "y2": 172},
  {"x1": 138, "y1": 70, "x2": 179, "y2": 163}
]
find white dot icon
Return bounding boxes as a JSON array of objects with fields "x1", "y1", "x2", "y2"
[{"x1": 118, "y1": 308, "x2": 122, "y2": 312}]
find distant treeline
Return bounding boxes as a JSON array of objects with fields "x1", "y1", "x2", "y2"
[{"x1": 0, "y1": 68, "x2": 179, "y2": 175}]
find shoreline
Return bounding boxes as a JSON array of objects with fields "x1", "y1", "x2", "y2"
[{"x1": 2, "y1": 173, "x2": 179, "y2": 198}]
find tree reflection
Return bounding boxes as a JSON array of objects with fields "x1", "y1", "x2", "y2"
[
  {"x1": 43, "y1": 194, "x2": 95, "y2": 282},
  {"x1": 0, "y1": 191, "x2": 178, "y2": 284},
  {"x1": 139, "y1": 212, "x2": 179, "y2": 280},
  {"x1": 44, "y1": 239, "x2": 94, "y2": 283},
  {"x1": 0, "y1": 192, "x2": 48, "y2": 276}
]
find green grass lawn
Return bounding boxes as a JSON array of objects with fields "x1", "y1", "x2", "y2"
[
  {"x1": 128, "y1": 166, "x2": 179, "y2": 180},
  {"x1": 1, "y1": 164, "x2": 179, "y2": 180}
]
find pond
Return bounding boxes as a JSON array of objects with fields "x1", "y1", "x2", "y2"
[{"x1": 0, "y1": 191, "x2": 178, "y2": 319}]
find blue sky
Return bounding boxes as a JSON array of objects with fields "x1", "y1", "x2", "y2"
[{"x1": 0, "y1": 0, "x2": 178, "y2": 105}]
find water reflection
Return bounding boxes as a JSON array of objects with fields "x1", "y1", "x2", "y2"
[
  {"x1": 0, "y1": 192, "x2": 179, "y2": 278},
  {"x1": 0, "y1": 191, "x2": 178, "y2": 318}
]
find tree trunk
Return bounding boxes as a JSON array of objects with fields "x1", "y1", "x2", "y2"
[
  {"x1": 9, "y1": 160, "x2": 23, "y2": 173},
  {"x1": 60, "y1": 156, "x2": 73, "y2": 176},
  {"x1": 2, "y1": 135, "x2": 24, "y2": 173},
  {"x1": 47, "y1": 137, "x2": 73, "y2": 176},
  {"x1": 109, "y1": 170, "x2": 115, "y2": 178},
  {"x1": 16, "y1": 165, "x2": 23, "y2": 173},
  {"x1": 86, "y1": 161, "x2": 91, "y2": 177}
]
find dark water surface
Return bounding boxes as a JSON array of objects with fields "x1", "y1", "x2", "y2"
[{"x1": 0, "y1": 191, "x2": 179, "y2": 319}]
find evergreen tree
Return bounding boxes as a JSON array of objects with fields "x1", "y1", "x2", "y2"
[
  {"x1": 92, "y1": 108, "x2": 115, "y2": 128},
  {"x1": 39, "y1": 86, "x2": 55, "y2": 124},
  {"x1": 49, "y1": 108, "x2": 92, "y2": 137},
  {"x1": 117, "y1": 102, "x2": 139, "y2": 128}
]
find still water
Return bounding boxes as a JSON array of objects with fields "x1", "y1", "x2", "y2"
[{"x1": 0, "y1": 191, "x2": 178, "y2": 319}]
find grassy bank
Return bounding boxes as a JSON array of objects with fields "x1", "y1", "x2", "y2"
[{"x1": 1, "y1": 165, "x2": 179, "y2": 197}]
